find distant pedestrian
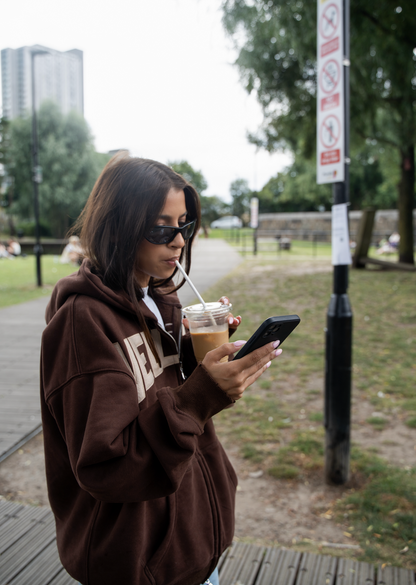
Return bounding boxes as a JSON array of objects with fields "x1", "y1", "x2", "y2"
[
  {"x1": 6, "y1": 238, "x2": 21, "y2": 257},
  {"x1": 59, "y1": 235, "x2": 83, "y2": 265},
  {"x1": 40, "y1": 154, "x2": 282, "y2": 585}
]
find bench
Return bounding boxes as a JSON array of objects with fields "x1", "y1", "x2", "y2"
[{"x1": 0, "y1": 500, "x2": 414, "y2": 585}]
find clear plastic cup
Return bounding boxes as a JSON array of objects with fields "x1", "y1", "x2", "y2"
[{"x1": 183, "y1": 302, "x2": 232, "y2": 363}]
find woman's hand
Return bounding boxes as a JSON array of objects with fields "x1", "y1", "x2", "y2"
[
  {"x1": 202, "y1": 339, "x2": 282, "y2": 402},
  {"x1": 218, "y1": 296, "x2": 242, "y2": 334}
]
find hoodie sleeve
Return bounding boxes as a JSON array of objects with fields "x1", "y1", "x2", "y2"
[
  {"x1": 46, "y1": 366, "x2": 231, "y2": 503},
  {"x1": 42, "y1": 297, "x2": 233, "y2": 504}
]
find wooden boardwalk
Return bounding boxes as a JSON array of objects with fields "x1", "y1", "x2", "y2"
[
  {"x1": 0, "y1": 297, "x2": 49, "y2": 464},
  {"x1": 0, "y1": 500, "x2": 414, "y2": 585}
]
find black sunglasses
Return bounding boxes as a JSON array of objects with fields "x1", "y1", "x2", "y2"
[{"x1": 145, "y1": 219, "x2": 196, "y2": 245}]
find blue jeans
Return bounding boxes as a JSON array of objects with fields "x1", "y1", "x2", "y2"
[
  {"x1": 79, "y1": 568, "x2": 219, "y2": 585},
  {"x1": 203, "y1": 567, "x2": 219, "y2": 585}
]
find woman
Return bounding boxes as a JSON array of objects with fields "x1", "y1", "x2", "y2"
[{"x1": 40, "y1": 155, "x2": 282, "y2": 585}]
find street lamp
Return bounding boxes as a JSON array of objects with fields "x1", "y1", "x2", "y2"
[{"x1": 30, "y1": 48, "x2": 48, "y2": 287}]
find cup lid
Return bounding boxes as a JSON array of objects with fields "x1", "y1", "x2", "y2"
[{"x1": 183, "y1": 301, "x2": 231, "y2": 314}]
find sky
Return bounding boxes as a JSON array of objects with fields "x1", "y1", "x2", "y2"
[{"x1": 1, "y1": 0, "x2": 291, "y2": 201}]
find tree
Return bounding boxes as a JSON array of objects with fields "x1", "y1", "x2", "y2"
[
  {"x1": 169, "y1": 160, "x2": 230, "y2": 228},
  {"x1": 168, "y1": 160, "x2": 208, "y2": 195},
  {"x1": 199, "y1": 194, "x2": 230, "y2": 228},
  {"x1": 222, "y1": 0, "x2": 416, "y2": 263},
  {"x1": 6, "y1": 102, "x2": 109, "y2": 237},
  {"x1": 229, "y1": 178, "x2": 251, "y2": 221}
]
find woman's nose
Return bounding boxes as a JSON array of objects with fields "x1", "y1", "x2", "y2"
[{"x1": 169, "y1": 231, "x2": 186, "y2": 248}]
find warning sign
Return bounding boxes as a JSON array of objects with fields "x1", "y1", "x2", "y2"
[
  {"x1": 320, "y1": 115, "x2": 340, "y2": 149},
  {"x1": 320, "y1": 59, "x2": 340, "y2": 94},
  {"x1": 317, "y1": 0, "x2": 344, "y2": 184},
  {"x1": 321, "y1": 93, "x2": 340, "y2": 111},
  {"x1": 320, "y1": 3, "x2": 339, "y2": 39}
]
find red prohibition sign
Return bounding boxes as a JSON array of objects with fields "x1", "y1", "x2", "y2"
[
  {"x1": 320, "y1": 3, "x2": 339, "y2": 40},
  {"x1": 319, "y1": 59, "x2": 340, "y2": 94},
  {"x1": 320, "y1": 114, "x2": 341, "y2": 149}
]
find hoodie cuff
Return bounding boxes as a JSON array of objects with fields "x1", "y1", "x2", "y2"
[{"x1": 173, "y1": 364, "x2": 234, "y2": 427}]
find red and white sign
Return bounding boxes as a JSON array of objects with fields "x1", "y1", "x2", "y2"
[{"x1": 317, "y1": 0, "x2": 344, "y2": 184}]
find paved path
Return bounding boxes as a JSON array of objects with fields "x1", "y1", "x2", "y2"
[{"x1": 0, "y1": 239, "x2": 243, "y2": 462}]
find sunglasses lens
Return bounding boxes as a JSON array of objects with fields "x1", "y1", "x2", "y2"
[
  {"x1": 182, "y1": 221, "x2": 195, "y2": 240},
  {"x1": 146, "y1": 227, "x2": 173, "y2": 244},
  {"x1": 145, "y1": 221, "x2": 196, "y2": 245}
]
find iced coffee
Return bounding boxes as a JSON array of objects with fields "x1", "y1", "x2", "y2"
[{"x1": 183, "y1": 302, "x2": 231, "y2": 363}]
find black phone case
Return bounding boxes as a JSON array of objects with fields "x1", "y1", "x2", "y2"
[{"x1": 233, "y1": 315, "x2": 300, "y2": 360}]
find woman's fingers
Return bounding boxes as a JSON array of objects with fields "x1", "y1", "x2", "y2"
[
  {"x1": 201, "y1": 340, "x2": 283, "y2": 401},
  {"x1": 228, "y1": 314, "x2": 242, "y2": 327},
  {"x1": 218, "y1": 296, "x2": 230, "y2": 305},
  {"x1": 236, "y1": 340, "x2": 282, "y2": 378}
]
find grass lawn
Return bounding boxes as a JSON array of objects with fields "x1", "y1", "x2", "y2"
[
  {"x1": 0, "y1": 255, "x2": 78, "y2": 308},
  {"x1": 203, "y1": 251, "x2": 416, "y2": 569}
]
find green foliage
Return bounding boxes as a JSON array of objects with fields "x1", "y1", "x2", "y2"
[
  {"x1": 222, "y1": 0, "x2": 416, "y2": 258},
  {"x1": 405, "y1": 417, "x2": 416, "y2": 429},
  {"x1": 168, "y1": 160, "x2": 226, "y2": 228},
  {"x1": 16, "y1": 219, "x2": 51, "y2": 237},
  {"x1": 222, "y1": 0, "x2": 416, "y2": 154},
  {"x1": 366, "y1": 416, "x2": 388, "y2": 431},
  {"x1": 168, "y1": 160, "x2": 208, "y2": 194},
  {"x1": 337, "y1": 465, "x2": 416, "y2": 567},
  {"x1": 199, "y1": 195, "x2": 230, "y2": 227},
  {"x1": 5, "y1": 102, "x2": 109, "y2": 238},
  {"x1": 0, "y1": 117, "x2": 10, "y2": 168},
  {"x1": 229, "y1": 178, "x2": 252, "y2": 220},
  {"x1": 258, "y1": 158, "x2": 332, "y2": 212},
  {"x1": 268, "y1": 464, "x2": 299, "y2": 480}
]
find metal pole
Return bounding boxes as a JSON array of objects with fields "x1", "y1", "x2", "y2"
[
  {"x1": 31, "y1": 50, "x2": 44, "y2": 287},
  {"x1": 324, "y1": 0, "x2": 353, "y2": 485}
]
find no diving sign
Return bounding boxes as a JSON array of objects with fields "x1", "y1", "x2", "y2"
[{"x1": 317, "y1": 0, "x2": 344, "y2": 184}]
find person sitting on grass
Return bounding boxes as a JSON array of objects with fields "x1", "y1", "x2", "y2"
[{"x1": 6, "y1": 238, "x2": 21, "y2": 257}]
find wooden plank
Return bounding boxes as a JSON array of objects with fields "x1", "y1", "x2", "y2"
[
  {"x1": 0, "y1": 505, "x2": 49, "y2": 553},
  {"x1": 0, "y1": 516, "x2": 56, "y2": 584},
  {"x1": 219, "y1": 542, "x2": 266, "y2": 585},
  {"x1": 7, "y1": 540, "x2": 62, "y2": 585},
  {"x1": 296, "y1": 553, "x2": 338, "y2": 585},
  {"x1": 0, "y1": 501, "x2": 25, "y2": 527},
  {"x1": 336, "y1": 558, "x2": 374, "y2": 585},
  {"x1": 377, "y1": 564, "x2": 415, "y2": 585},
  {"x1": 256, "y1": 547, "x2": 302, "y2": 585},
  {"x1": 49, "y1": 568, "x2": 78, "y2": 584}
]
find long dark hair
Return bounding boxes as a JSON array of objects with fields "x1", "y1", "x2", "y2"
[{"x1": 73, "y1": 154, "x2": 201, "y2": 362}]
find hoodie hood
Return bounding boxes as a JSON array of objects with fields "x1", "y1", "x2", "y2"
[{"x1": 46, "y1": 259, "x2": 181, "y2": 324}]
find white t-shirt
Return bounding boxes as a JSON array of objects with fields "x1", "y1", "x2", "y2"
[{"x1": 142, "y1": 287, "x2": 165, "y2": 330}]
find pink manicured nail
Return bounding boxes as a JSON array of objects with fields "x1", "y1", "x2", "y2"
[
  {"x1": 234, "y1": 340, "x2": 246, "y2": 348},
  {"x1": 266, "y1": 361, "x2": 271, "y2": 368},
  {"x1": 272, "y1": 340, "x2": 280, "y2": 349},
  {"x1": 228, "y1": 317, "x2": 234, "y2": 325},
  {"x1": 275, "y1": 348, "x2": 283, "y2": 357}
]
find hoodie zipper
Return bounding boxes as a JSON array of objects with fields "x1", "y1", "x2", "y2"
[{"x1": 155, "y1": 322, "x2": 186, "y2": 384}]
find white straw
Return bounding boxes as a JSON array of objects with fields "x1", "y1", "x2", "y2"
[{"x1": 175, "y1": 261, "x2": 207, "y2": 309}]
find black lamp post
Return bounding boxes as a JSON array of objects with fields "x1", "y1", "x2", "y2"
[
  {"x1": 324, "y1": 0, "x2": 353, "y2": 485},
  {"x1": 30, "y1": 49, "x2": 48, "y2": 287}
]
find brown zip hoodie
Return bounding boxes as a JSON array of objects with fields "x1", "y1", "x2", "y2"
[{"x1": 40, "y1": 260, "x2": 237, "y2": 585}]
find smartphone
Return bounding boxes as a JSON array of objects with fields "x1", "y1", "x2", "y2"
[{"x1": 233, "y1": 315, "x2": 300, "y2": 360}]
